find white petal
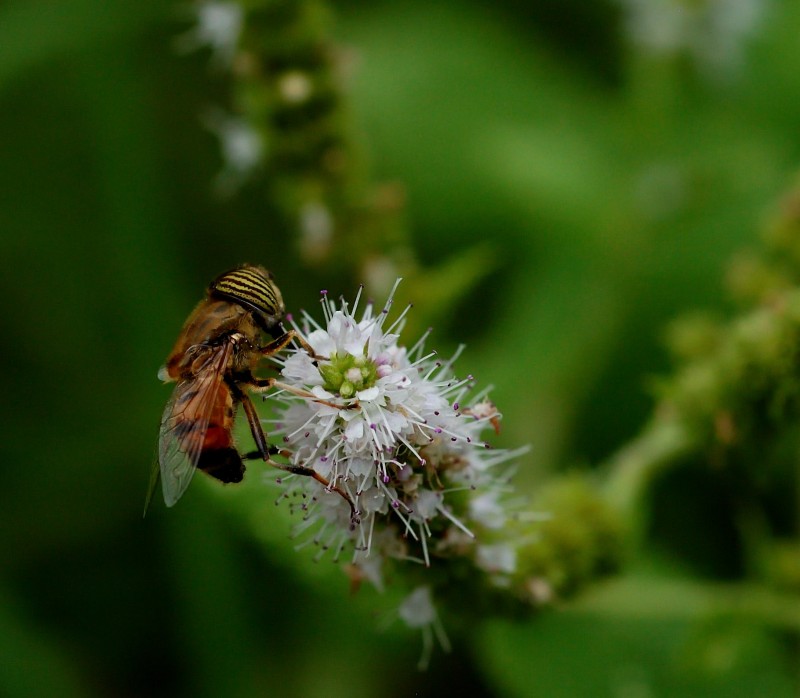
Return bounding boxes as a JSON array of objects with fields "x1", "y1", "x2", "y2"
[
  {"x1": 398, "y1": 587, "x2": 436, "y2": 628},
  {"x1": 413, "y1": 489, "x2": 441, "y2": 520},
  {"x1": 306, "y1": 329, "x2": 335, "y2": 355},
  {"x1": 344, "y1": 420, "x2": 364, "y2": 440},
  {"x1": 356, "y1": 386, "x2": 381, "y2": 401},
  {"x1": 469, "y1": 492, "x2": 507, "y2": 529},
  {"x1": 359, "y1": 484, "x2": 389, "y2": 512},
  {"x1": 310, "y1": 385, "x2": 335, "y2": 400},
  {"x1": 476, "y1": 544, "x2": 517, "y2": 574}
]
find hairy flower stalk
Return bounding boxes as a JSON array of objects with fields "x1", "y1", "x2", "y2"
[{"x1": 264, "y1": 280, "x2": 529, "y2": 649}]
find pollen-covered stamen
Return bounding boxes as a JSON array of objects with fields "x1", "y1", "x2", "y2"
[
  {"x1": 405, "y1": 351, "x2": 438, "y2": 372},
  {"x1": 377, "y1": 480, "x2": 417, "y2": 541},
  {"x1": 437, "y1": 504, "x2": 475, "y2": 538},
  {"x1": 479, "y1": 444, "x2": 531, "y2": 470},
  {"x1": 422, "y1": 357, "x2": 443, "y2": 381},
  {"x1": 406, "y1": 326, "x2": 433, "y2": 359},
  {"x1": 381, "y1": 278, "x2": 403, "y2": 316},
  {"x1": 285, "y1": 411, "x2": 323, "y2": 441},
  {"x1": 350, "y1": 284, "x2": 365, "y2": 318},
  {"x1": 438, "y1": 344, "x2": 466, "y2": 375},
  {"x1": 440, "y1": 375, "x2": 476, "y2": 399},
  {"x1": 419, "y1": 525, "x2": 430, "y2": 567},
  {"x1": 385, "y1": 302, "x2": 413, "y2": 336},
  {"x1": 365, "y1": 512, "x2": 377, "y2": 554}
]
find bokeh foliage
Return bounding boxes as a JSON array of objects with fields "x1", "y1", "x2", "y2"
[{"x1": 2, "y1": 0, "x2": 800, "y2": 695}]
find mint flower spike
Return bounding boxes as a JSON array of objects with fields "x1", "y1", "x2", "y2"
[{"x1": 268, "y1": 279, "x2": 524, "y2": 595}]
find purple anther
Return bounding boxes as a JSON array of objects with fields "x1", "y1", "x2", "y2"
[
  {"x1": 286, "y1": 313, "x2": 294, "y2": 322},
  {"x1": 392, "y1": 500, "x2": 400, "y2": 509},
  {"x1": 419, "y1": 458, "x2": 426, "y2": 466},
  {"x1": 382, "y1": 475, "x2": 390, "y2": 484},
  {"x1": 434, "y1": 411, "x2": 440, "y2": 416},
  {"x1": 320, "y1": 456, "x2": 328, "y2": 462},
  {"x1": 320, "y1": 289, "x2": 328, "y2": 296},
  {"x1": 304, "y1": 432, "x2": 310, "y2": 438},
  {"x1": 370, "y1": 423, "x2": 377, "y2": 430},
  {"x1": 435, "y1": 428, "x2": 443, "y2": 434},
  {"x1": 283, "y1": 436, "x2": 290, "y2": 442},
  {"x1": 453, "y1": 402, "x2": 460, "y2": 410}
]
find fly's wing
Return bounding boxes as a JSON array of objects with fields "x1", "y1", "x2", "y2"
[
  {"x1": 156, "y1": 339, "x2": 235, "y2": 507},
  {"x1": 143, "y1": 457, "x2": 161, "y2": 517}
]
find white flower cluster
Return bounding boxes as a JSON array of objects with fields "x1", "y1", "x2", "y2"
[
  {"x1": 618, "y1": 0, "x2": 767, "y2": 80},
  {"x1": 265, "y1": 281, "x2": 525, "y2": 639},
  {"x1": 176, "y1": 1, "x2": 244, "y2": 66},
  {"x1": 201, "y1": 109, "x2": 264, "y2": 197}
]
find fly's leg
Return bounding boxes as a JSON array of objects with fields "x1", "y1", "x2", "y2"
[
  {"x1": 259, "y1": 329, "x2": 326, "y2": 361},
  {"x1": 245, "y1": 374, "x2": 360, "y2": 411},
  {"x1": 257, "y1": 328, "x2": 359, "y2": 407},
  {"x1": 234, "y1": 384, "x2": 359, "y2": 524}
]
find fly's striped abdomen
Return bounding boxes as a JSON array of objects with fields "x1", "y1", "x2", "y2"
[{"x1": 209, "y1": 265, "x2": 284, "y2": 320}]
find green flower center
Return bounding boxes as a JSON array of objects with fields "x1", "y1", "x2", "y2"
[{"x1": 319, "y1": 351, "x2": 379, "y2": 399}]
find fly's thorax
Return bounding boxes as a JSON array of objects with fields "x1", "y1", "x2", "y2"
[
  {"x1": 209, "y1": 265, "x2": 286, "y2": 333},
  {"x1": 163, "y1": 300, "x2": 260, "y2": 380}
]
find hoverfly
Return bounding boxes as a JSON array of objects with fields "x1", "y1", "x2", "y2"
[{"x1": 145, "y1": 265, "x2": 355, "y2": 516}]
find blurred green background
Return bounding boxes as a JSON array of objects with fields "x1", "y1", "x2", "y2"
[{"x1": 2, "y1": 0, "x2": 800, "y2": 696}]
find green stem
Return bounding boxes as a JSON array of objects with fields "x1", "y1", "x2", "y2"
[{"x1": 601, "y1": 415, "x2": 696, "y2": 541}]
